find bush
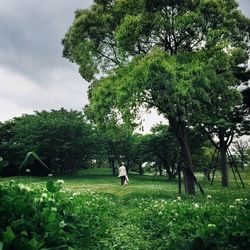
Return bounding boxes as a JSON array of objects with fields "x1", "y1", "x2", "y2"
[
  {"x1": 0, "y1": 180, "x2": 116, "y2": 249},
  {"x1": 0, "y1": 180, "x2": 250, "y2": 250}
]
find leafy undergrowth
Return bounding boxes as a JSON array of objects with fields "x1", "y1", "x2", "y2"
[{"x1": 0, "y1": 177, "x2": 250, "y2": 250}]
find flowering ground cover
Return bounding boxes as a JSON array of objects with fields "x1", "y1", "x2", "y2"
[{"x1": 0, "y1": 168, "x2": 250, "y2": 249}]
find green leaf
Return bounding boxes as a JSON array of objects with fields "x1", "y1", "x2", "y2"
[{"x1": 2, "y1": 226, "x2": 15, "y2": 245}]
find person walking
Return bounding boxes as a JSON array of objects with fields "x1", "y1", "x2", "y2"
[{"x1": 118, "y1": 163, "x2": 129, "y2": 186}]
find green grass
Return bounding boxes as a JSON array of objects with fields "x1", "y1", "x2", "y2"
[
  {"x1": 1, "y1": 167, "x2": 250, "y2": 201},
  {"x1": 1, "y1": 167, "x2": 250, "y2": 249}
]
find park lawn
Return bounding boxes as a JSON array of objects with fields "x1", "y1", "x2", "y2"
[
  {"x1": 1, "y1": 167, "x2": 250, "y2": 199},
  {"x1": 1, "y1": 167, "x2": 250, "y2": 249}
]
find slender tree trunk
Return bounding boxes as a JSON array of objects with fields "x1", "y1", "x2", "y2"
[
  {"x1": 159, "y1": 165, "x2": 162, "y2": 176},
  {"x1": 178, "y1": 167, "x2": 182, "y2": 195},
  {"x1": 168, "y1": 117, "x2": 196, "y2": 195},
  {"x1": 166, "y1": 169, "x2": 176, "y2": 180},
  {"x1": 170, "y1": 119, "x2": 195, "y2": 195},
  {"x1": 179, "y1": 138, "x2": 196, "y2": 195},
  {"x1": 164, "y1": 163, "x2": 175, "y2": 180},
  {"x1": 139, "y1": 164, "x2": 143, "y2": 175},
  {"x1": 111, "y1": 160, "x2": 115, "y2": 176},
  {"x1": 219, "y1": 131, "x2": 229, "y2": 187}
]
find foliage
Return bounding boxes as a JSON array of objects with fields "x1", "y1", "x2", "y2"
[
  {"x1": 63, "y1": 0, "x2": 250, "y2": 192},
  {"x1": 63, "y1": 0, "x2": 250, "y2": 82},
  {"x1": 0, "y1": 109, "x2": 99, "y2": 176},
  {"x1": 18, "y1": 151, "x2": 50, "y2": 179},
  {"x1": 1, "y1": 170, "x2": 250, "y2": 250},
  {"x1": 0, "y1": 180, "x2": 116, "y2": 250},
  {"x1": 232, "y1": 140, "x2": 250, "y2": 169},
  {"x1": 0, "y1": 157, "x2": 8, "y2": 176}
]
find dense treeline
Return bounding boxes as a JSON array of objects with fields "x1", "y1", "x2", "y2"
[{"x1": 0, "y1": 108, "x2": 249, "y2": 180}]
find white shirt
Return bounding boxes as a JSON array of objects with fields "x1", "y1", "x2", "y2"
[{"x1": 118, "y1": 165, "x2": 127, "y2": 177}]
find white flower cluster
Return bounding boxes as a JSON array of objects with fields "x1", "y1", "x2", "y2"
[
  {"x1": 234, "y1": 198, "x2": 243, "y2": 204},
  {"x1": 206, "y1": 195, "x2": 212, "y2": 200},
  {"x1": 194, "y1": 203, "x2": 199, "y2": 209},
  {"x1": 207, "y1": 224, "x2": 216, "y2": 228},
  {"x1": 41, "y1": 193, "x2": 48, "y2": 199},
  {"x1": 18, "y1": 184, "x2": 32, "y2": 192},
  {"x1": 59, "y1": 220, "x2": 67, "y2": 228},
  {"x1": 56, "y1": 179, "x2": 64, "y2": 184},
  {"x1": 39, "y1": 193, "x2": 48, "y2": 202},
  {"x1": 51, "y1": 207, "x2": 57, "y2": 212},
  {"x1": 48, "y1": 198, "x2": 55, "y2": 203}
]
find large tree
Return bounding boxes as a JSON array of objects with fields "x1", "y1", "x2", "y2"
[
  {"x1": 1, "y1": 109, "x2": 97, "y2": 176},
  {"x1": 63, "y1": 0, "x2": 250, "y2": 194}
]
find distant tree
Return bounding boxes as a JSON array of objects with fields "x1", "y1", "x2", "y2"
[
  {"x1": 147, "y1": 124, "x2": 181, "y2": 179},
  {"x1": 232, "y1": 140, "x2": 250, "y2": 169},
  {"x1": 0, "y1": 121, "x2": 21, "y2": 176},
  {"x1": 1, "y1": 109, "x2": 97, "y2": 176},
  {"x1": 198, "y1": 49, "x2": 250, "y2": 186}
]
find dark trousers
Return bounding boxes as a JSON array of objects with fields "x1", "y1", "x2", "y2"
[{"x1": 120, "y1": 176, "x2": 126, "y2": 186}]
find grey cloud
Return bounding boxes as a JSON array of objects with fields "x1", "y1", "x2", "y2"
[
  {"x1": 0, "y1": 0, "x2": 93, "y2": 84},
  {"x1": 0, "y1": 0, "x2": 248, "y2": 85}
]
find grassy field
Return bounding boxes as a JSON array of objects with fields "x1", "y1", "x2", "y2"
[
  {"x1": 1, "y1": 167, "x2": 250, "y2": 199},
  {"x1": 1, "y1": 167, "x2": 250, "y2": 249}
]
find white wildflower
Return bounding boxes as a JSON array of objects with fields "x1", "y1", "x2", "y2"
[
  {"x1": 59, "y1": 220, "x2": 66, "y2": 228},
  {"x1": 18, "y1": 184, "x2": 26, "y2": 190},
  {"x1": 51, "y1": 207, "x2": 57, "y2": 212},
  {"x1": 194, "y1": 203, "x2": 199, "y2": 209},
  {"x1": 56, "y1": 179, "x2": 64, "y2": 184},
  {"x1": 206, "y1": 195, "x2": 212, "y2": 200},
  {"x1": 235, "y1": 198, "x2": 243, "y2": 203},
  {"x1": 48, "y1": 198, "x2": 55, "y2": 203},
  {"x1": 177, "y1": 197, "x2": 181, "y2": 201},
  {"x1": 18, "y1": 184, "x2": 31, "y2": 192},
  {"x1": 229, "y1": 205, "x2": 234, "y2": 209},
  {"x1": 25, "y1": 169, "x2": 31, "y2": 173},
  {"x1": 41, "y1": 193, "x2": 48, "y2": 199},
  {"x1": 25, "y1": 186, "x2": 32, "y2": 192},
  {"x1": 48, "y1": 173, "x2": 53, "y2": 177},
  {"x1": 207, "y1": 224, "x2": 216, "y2": 228}
]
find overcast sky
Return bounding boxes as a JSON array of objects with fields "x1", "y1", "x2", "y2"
[{"x1": 0, "y1": 0, "x2": 249, "y2": 132}]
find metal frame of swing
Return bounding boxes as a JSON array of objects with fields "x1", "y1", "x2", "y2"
[{"x1": 207, "y1": 148, "x2": 245, "y2": 188}]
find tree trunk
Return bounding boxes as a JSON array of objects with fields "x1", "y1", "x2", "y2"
[
  {"x1": 159, "y1": 165, "x2": 162, "y2": 176},
  {"x1": 165, "y1": 165, "x2": 175, "y2": 180},
  {"x1": 219, "y1": 131, "x2": 229, "y2": 187},
  {"x1": 169, "y1": 119, "x2": 195, "y2": 195},
  {"x1": 111, "y1": 159, "x2": 116, "y2": 176},
  {"x1": 139, "y1": 164, "x2": 143, "y2": 175},
  {"x1": 179, "y1": 138, "x2": 196, "y2": 195}
]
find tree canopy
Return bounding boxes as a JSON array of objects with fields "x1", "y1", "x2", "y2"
[{"x1": 63, "y1": 0, "x2": 250, "y2": 194}]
